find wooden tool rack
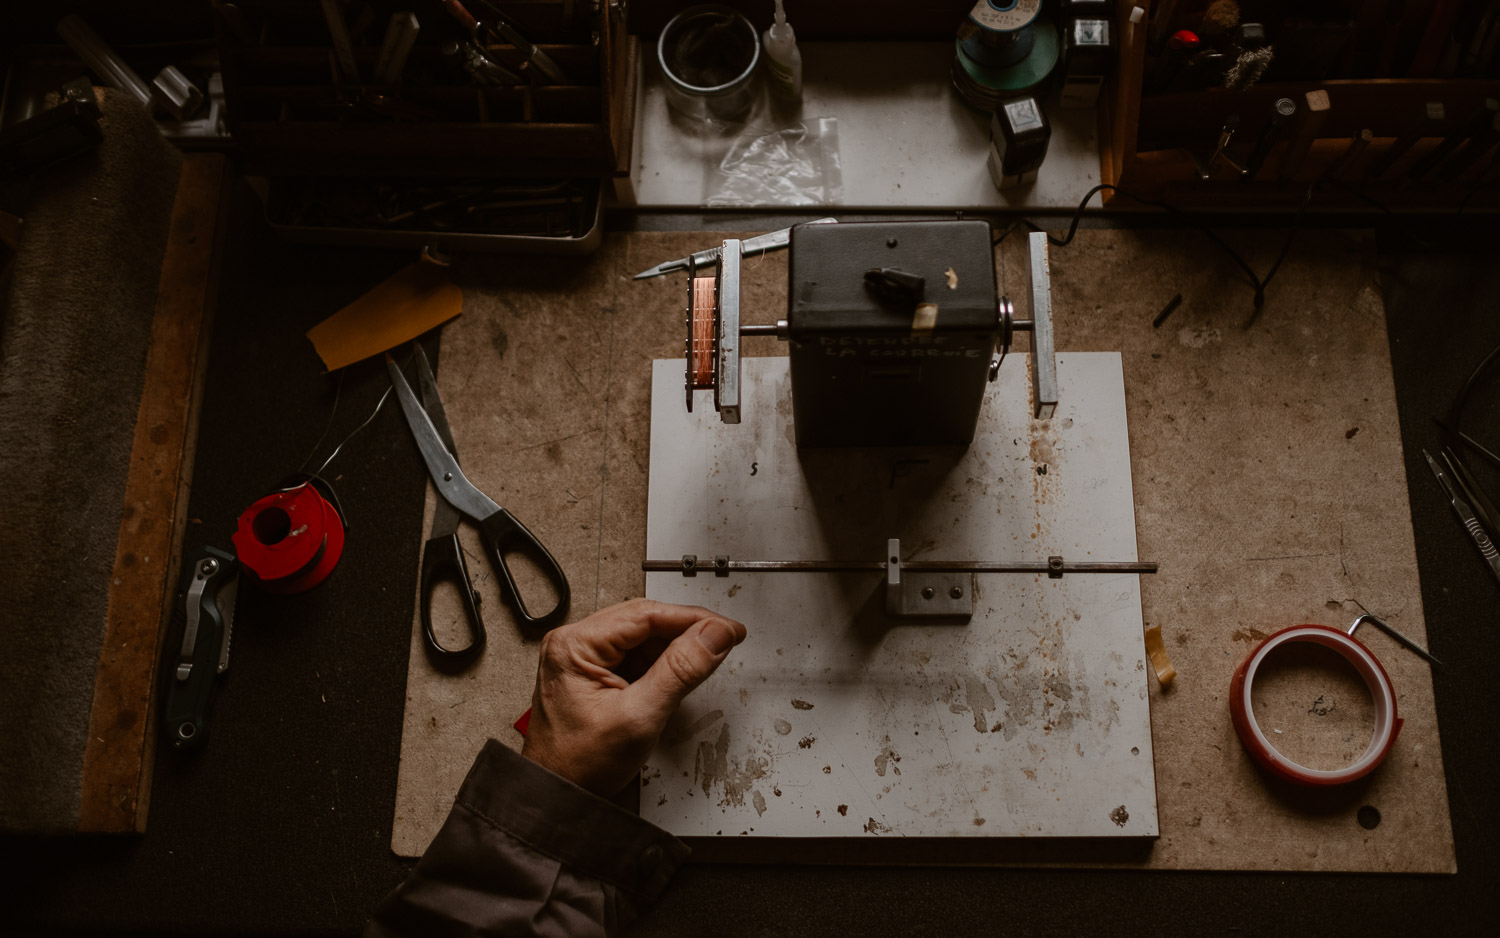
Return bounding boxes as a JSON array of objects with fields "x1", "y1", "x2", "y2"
[
  {"x1": 215, "y1": 1, "x2": 637, "y2": 178},
  {"x1": 1100, "y1": 1, "x2": 1500, "y2": 209}
]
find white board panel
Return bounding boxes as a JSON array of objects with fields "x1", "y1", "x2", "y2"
[{"x1": 643, "y1": 355, "x2": 1157, "y2": 838}]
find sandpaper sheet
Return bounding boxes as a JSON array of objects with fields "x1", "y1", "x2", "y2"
[{"x1": 390, "y1": 227, "x2": 1454, "y2": 873}]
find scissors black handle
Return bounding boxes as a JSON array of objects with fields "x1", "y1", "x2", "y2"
[
  {"x1": 477, "y1": 508, "x2": 570, "y2": 630},
  {"x1": 420, "y1": 531, "x2": 486, "y2": 661}
]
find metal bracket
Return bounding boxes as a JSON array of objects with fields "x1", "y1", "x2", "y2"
[
  {"x1": 715, "y1": 239, "x2": 742, "y2": 424},
  {"x1": 884, "y1": 538, "x2": 974, "y2": 620},
  {"x1": 1025, "y1": 231, "x2": 1059, "y2": 419}
]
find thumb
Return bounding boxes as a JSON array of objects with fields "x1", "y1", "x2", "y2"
[{"x1": 631, "y1": 616, "x2": 746, "y2": 717}]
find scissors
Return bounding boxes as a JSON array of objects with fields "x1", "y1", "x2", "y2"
[{"x1": 387, "y1": 348, "x2": 570, "y2": 661}]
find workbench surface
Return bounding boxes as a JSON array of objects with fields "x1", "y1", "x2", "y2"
[{"x1": 4, "y1": 199, "x2": 1497, "y2": 935}]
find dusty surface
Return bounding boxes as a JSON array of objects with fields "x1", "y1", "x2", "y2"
[{"x1": 391, "y1": 227, "x2": 1453, "y2": 873}]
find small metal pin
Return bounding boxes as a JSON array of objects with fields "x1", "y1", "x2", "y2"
[
  {"x1": 443, "y1": 472, "x2": 453, "y2": 481},
  {"x1": 1348, "y1": 614, "x2": 1440, "y2": 667}
]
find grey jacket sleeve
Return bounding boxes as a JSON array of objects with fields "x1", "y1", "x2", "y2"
[{"x1": 366, "y1": 740, "x2": 690, "y2": 938}]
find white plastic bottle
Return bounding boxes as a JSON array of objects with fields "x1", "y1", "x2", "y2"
[{"x1": 762, "y1": 0, "x2": 803, "y2": 99}]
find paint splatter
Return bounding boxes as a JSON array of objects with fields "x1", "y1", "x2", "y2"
[
  {"x1": 791, "y1": 699, "x2": 814, "y2": 710},
  {"x1": 963, "y1": 673, "x2": 996, "y2": 734},
  {"x1": 837, "y1": 804, "x2": 848, "y2": 816},
  {"x1": 798, "y1": 736, "x2": 816, "y2": 749},
  {"x1": 1109, "y1": 805, "x2": 1129, "y2": 827},
  {"x1": 752, "y1": 790, "x2": 767, "y2": 816},
  {"x1": 773, "y1": 718, "x2": 792, "y2": 736}
]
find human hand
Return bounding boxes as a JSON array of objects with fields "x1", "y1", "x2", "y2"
[{"x1": 520, "y1": 599, "x2": 747, "y2": 797}]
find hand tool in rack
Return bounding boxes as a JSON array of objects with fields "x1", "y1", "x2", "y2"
[
  {"x1": 1147, "y1": 29, "x2": 1198, "y2": 93},
  {"x1": 386, "y1": 350, "x2": 571, "y2": 642},
  {"x1": 321, "y1": 0, "x2": 362, "y2": 83},
  {"x1": 1424, "y1": 449, "x2": 1500, "y2": 587},
  {"x1": 374, "y1": 11, "x2": 422, "y2": 86},
  {"x1": 441, "y1": 38, "x2": 520, "y2": 85},
  {"x1": 161, "y1": 547, "x2": 239, "y2": 750},
  {"x1": 632, "y1": 218, "x2": 839, "y2": 280},
  {"x1": 1240, "y1": 96, "x2": 1296, "y2": 181},
  {"x1": 442, "y1": 0, "x2": 569, "y2": 83}
]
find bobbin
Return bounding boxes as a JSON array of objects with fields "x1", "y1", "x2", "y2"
[
  {"x1": 1229, "y1": 623, "x2": 1403, "y2": 787},
  {"x1": 231, "y1": 474, "x2": 347, "y2": 594}
]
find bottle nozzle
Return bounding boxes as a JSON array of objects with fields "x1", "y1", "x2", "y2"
[{"x1": 774, "y1": 0, "x2": 787, "y2": 27}]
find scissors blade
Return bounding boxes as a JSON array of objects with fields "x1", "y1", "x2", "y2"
[
  {"x1": 414, "y1": 346, "x2": 464, "y2": 539},
  {"x1": 387, "y1": 354, "x2": 502, "y2": 523}
]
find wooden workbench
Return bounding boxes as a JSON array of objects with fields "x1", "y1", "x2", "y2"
[{"x1": 391, "y1": 226, "x2": 1452, "y2": 873}]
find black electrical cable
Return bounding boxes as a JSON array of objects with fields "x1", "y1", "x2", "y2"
[
  {"x1": 1438, "y1": 340, "x2": 1500, "y2": 541},
  {"x1": 992, "y1": 182, "x2": 1316, "y2": 320}
]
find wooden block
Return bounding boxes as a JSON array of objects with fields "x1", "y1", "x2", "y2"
[{"x1": 76, "y1": 153, "x2": 229, "y2": 833}]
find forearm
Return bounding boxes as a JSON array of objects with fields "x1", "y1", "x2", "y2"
[{"x1": 366, "y1": 740, "x2": 688, "y2": 938}]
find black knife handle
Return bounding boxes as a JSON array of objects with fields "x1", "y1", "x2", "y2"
[
  {"x1": 478, "y1": 508, "x2": 570, "y2": 630},
  {"x1": 420, "y1": 532, "x2": 486, "y2": 661},
  {"x1": 162, "y1": 547, "x2": 238, "y2": 751}
]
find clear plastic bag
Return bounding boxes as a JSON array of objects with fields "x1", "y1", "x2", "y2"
[{"x1": 705, "y1": 117, "x2": 844, "y2": 207}]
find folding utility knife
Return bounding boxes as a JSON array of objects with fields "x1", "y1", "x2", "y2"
[{"x1": 162, "y1": 546, "x2": 239, "y2": 750}]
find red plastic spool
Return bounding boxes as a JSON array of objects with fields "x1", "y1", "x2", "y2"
[{"x1": 232, "y1": 480, "x2": 346, "y2": 594}]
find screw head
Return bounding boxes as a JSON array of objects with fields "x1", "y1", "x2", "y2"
[
  {"x1": 921, "y1": 587, "x2": 935, "y2": 599},
  {"x1": 950, "y1": 586, "x2": 964, "y2": 599},
  {"x1": 886, "y1": 238, "x2": 898, "y2": 248},
  {"x1": 200, "y1": 558, "x2": 218, "y2": 576},
  {"x1": 444, "y1": 471, "x2": 453, "y2": 481}
]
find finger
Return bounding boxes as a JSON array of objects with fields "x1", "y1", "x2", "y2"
[
  {"x1": 569, "y1": 599, "x2": 734, "y2": 661},
  {"x1": 628, "y1": 615, "x2": 747, "y2": 716}
]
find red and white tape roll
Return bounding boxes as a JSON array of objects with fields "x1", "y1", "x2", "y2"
[
  {"x1": 232, "y1": 478, "x2": 346, "y2": 594},
  {"x1": 1229, "y1": 624, "x2": 1403, "y2": 787}
]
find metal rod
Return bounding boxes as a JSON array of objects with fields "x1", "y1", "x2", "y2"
[
  {"x1": 642, "y1": 559, "x2": 1157, "y2": 574},
  {"x1": 738, "y1": 323, "x2": 781, "y2": 337},
  {"x1": 1348, "y1": 614, "x2": 1441, "y2": 667}
]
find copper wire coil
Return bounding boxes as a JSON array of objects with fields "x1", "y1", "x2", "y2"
[{"x1": 689, "y1": 276, "x2": 717, "y2": 389}]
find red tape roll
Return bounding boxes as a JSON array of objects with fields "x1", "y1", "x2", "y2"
[
  {"x1": 1229, "y1": 624, "x2": 1402, "y2": 787},
  {"x1": 232, "y1": 481, "x2": 346, "y2": 594}
]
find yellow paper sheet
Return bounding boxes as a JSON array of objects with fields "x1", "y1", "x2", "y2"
[{"x1": 306, "y1": 262, "x2": 462, "y2": 371}]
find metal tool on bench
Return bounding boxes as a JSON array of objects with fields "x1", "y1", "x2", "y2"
[
  {"x1": 632, "y1": 218, "x2": 838, "y2": 280},
  {"x1": 680, "y1": 219, "x2": 1061, "y2": 442},
  {"x1": 648, "y1": 539, "x2": 1157, "y2": 621},
  {"x1": 387, "y1": 350, "x2": 571, "y2": 649},
  {"x1": 1425, "y1": 448, "x2": 1500, "y2": 587},
  {"x1": 162, "y1": 546, "x2": 239, "y2": 750}
]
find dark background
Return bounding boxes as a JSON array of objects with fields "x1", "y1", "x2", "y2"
[{"x1": 2, "y1": 2, "x2": 1499, "y2": 935}]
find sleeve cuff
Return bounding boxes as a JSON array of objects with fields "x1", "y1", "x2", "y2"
[{"x1": 453, "y1": 739, "x2": 690, "y2": 900}]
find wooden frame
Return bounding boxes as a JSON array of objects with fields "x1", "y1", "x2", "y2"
[
  {"x1": 218, "y1": 1, "x2": 637, "y2": 178},
  {"x1": 76, "y1": 153, "x2": 229, "y2": 833},
  {"x1": 1100, "y1": 1, "x2": 1500, "y2": 209}
]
